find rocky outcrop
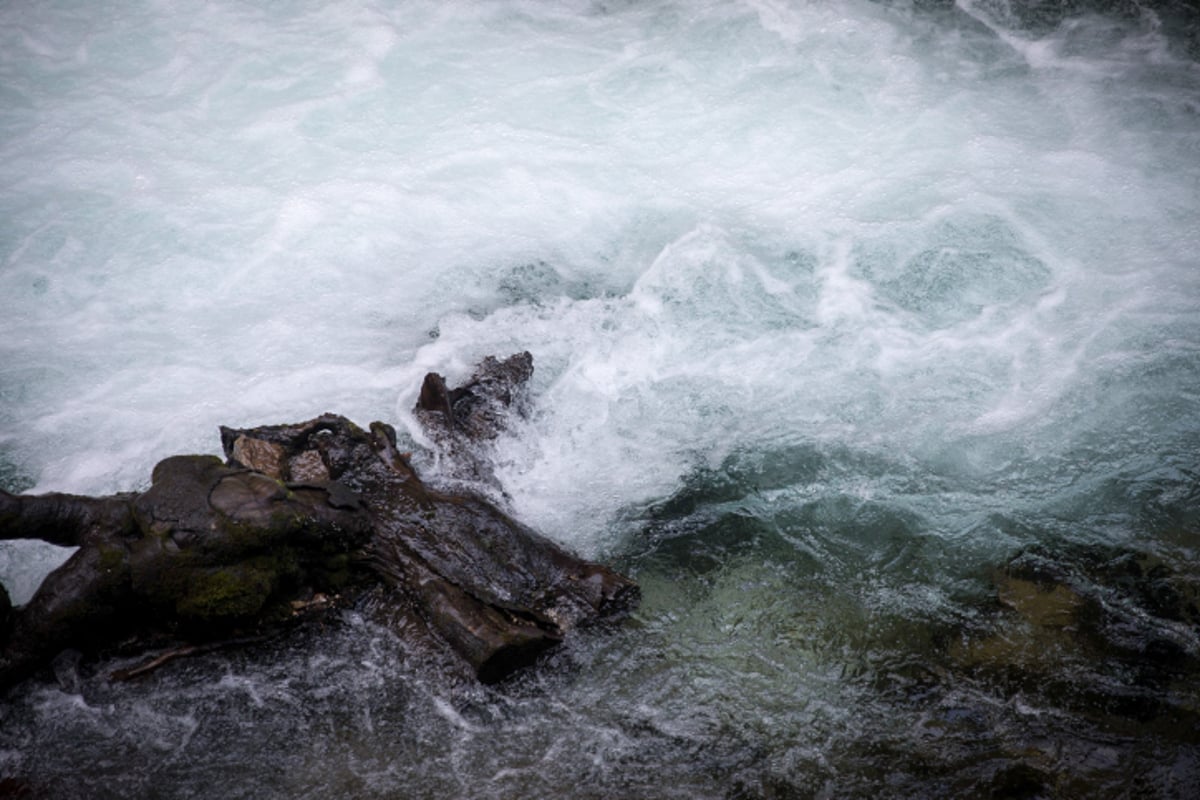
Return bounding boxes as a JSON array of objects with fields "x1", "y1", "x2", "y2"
[
  {"x1": 0, "y1": 354, "x2": 638, "y2": 690},
  {"x1": 0, "y1": 456, "x2": 372, "y2": 690},
  {"x1": 220, "y1": 412, "x2": 636, "y2": 682},
  {"x1": 413, "y1": 351, "x2": 534, "y2": 486}
]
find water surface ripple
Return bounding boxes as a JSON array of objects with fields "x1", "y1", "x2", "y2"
[{"x1": 2, "y1": 0, "x2": 1199, "y2": 796}]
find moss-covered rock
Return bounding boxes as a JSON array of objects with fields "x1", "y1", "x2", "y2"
[
  {"x1": 1, "y1": 454, "x2": 372, "y2": 689},
  {"x1": 221, "y1": 408, "x2": 639, "y2": 683},
  {"x1": 2, "y1": 353, "x2": 638, "y2": 689},
  {"x1": 175, "y1": 561, "x2": 279, "y2": 623}
]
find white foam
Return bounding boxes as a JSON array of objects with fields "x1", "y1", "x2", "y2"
[{"x1": 0, "y1": 0, "x2": 1195, "y2": 562}]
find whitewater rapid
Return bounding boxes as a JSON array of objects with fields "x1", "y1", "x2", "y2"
[
  {"x1": 3, "y1": 0, "x2": 1195, "y2": 510},
  {"x1": 2, "y1": 1, "x2": 1199, "y2": 796}
]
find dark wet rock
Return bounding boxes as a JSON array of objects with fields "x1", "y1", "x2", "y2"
[
  {"x1": 0, "y1": 581, "x2": 10, "y2": 641},
  {"x1": 413, "y1": 351, "x2": 534, "y2": 485},
  {"x1": 0, "y1": 777, "x2": 33, "y2": 799},
  {"x1": 220, "y1": 410, "x2": 637, "y2": 683},
  {"x1": 1, "y1": 354, "x2": 637, "y2": 690},
  {"x1": 994, "y1": 552, "x2": 1087, "y2": 629},
  {"x1": 50, "y1": 649, "x2": 84, "y2": 695},
  {"x1": 0, "y1": 457, "x2": 371, "y2": 690},
  {"x1": 1089, "y1": 547, "x2": 1200, "y2": 628},
  {"x1": 948, "y1": 542, "x2": 1200, "y2": 728},
  {"x1": 986, "y1": 761, "x2": 1051, "y2": 800},
  {"x1": 414, "y1": 351, "x2": 533, "y2": 440}
]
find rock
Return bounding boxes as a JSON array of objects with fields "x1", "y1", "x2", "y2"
[
  {"x1": 0, "y1": 581, "x2": 11, "y2": 641},
  {"x1": 1, "y1": 354, "x2": 638, "y2": 689},
  {"x1": 947, "y1": 543, "x2": 1200, "y2": 726},
  {"x1": 413, "y1": 351, "x2": 534, "y2": 485},
  {"x1": 995, "y1": 575, "x2": 1084, "y2": 629},
  {"x1": 228, "y1": 435, "x2": 287, "y2": 479},
  {"x1": 221, "y1": 410, "x2": 637, "y2": 682},
  {"x1": 950, "y1": 550, "x2": 1093, "y2": 674},
  {"x1": 0, "y1": 456, "x2": 372, "y2": 690},
  {"x1": 414, "y1": 351, "x2": 534, "y2": 441},
  {"x1": 0, "y1": 486, "x2": 137, "y2": 548}
]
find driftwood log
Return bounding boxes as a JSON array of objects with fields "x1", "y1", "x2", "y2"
[{"x1": 0, "y1": 354, "x2": 637, "y2": 690}]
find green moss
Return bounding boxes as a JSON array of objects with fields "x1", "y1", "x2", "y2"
[
  {"x1": 212, "y1": 517, "x2": 272, "y2": 550},
  {"x1": 176, "y1": 562, "x2": 278, "y2": 622},
  {"x1": 97, "y1": 544, "x2": 127, "y2": 575}
]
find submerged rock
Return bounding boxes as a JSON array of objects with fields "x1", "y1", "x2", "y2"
[
  {"x1": 0, "y1": 354, "x2": 637, "y2": 690},
  {"x1": 948, "y1": 543, "x2": 1200, "y2": 726}
]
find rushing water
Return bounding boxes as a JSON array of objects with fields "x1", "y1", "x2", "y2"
[{"x1": 2, "y1": 0, "x2": 1200, "y2": 796}]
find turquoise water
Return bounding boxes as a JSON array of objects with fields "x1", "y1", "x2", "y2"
[{"x1": 2, "y1": 1, "x2": 1199, "y2": 796}]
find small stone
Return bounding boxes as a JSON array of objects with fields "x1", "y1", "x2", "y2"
[
  {"x1": 287, "y1": 449, "x2": 330, "y2": 483},
  {"x1": 230, "y1": 436, "x2": 286, "y2": 478}
]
